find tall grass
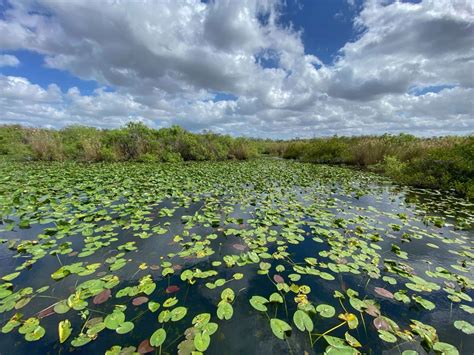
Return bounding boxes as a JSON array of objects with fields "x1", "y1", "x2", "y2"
[
  {"x1": 0, "y1": 123, "x2": 261, "y2": 163},
  {"x1": 276, "y1": 134, "x2": 474, "y2": 199},
  {"x1": 0, "y1": 124, "x2": 471, "y2": 199}
]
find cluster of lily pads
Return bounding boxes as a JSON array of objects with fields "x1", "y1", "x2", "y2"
[{"x1": 0, "y1": 159, "x2": 472, "y2": 354}]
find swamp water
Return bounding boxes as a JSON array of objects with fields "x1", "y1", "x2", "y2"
[{"x1": 0, "y1": 160, "x2": 472, "y2": 354}]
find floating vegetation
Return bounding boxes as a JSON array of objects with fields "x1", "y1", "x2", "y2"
[{"x1": 0, "y1": 159, "x2": 472, "y2": 354}]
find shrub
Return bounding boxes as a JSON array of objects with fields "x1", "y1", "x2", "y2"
[{"x1": 27, "y1": 129, "x2": 64, "y2": 161}]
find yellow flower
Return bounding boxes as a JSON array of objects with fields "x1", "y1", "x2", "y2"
[{"x1": 294, "y1": 293, "x2": 308, "y2": 305}]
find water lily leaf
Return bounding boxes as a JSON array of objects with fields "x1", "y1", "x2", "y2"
[
  {"x1": 51, "y1": 267, "x2": 70, "y2": 280},
  {"x1": 233, "y1": 273, "x2": 244, "y2": 280},
  {"x1": 412, "y1": 296, "x2": 435, "y2": 310},
  {"x1": 15, "y1": 297, "x2": 31, "y2": 310},
  {"x1": 364, "y1": 303, "x2": 380, "y2": 317},
  {"x1": 53, "y1": 301, "x2": 70, "y2": 314},
  {"x1": 132, "y1": 296, "x2": 149, "y2": 306},
  {"x1": 316, "y1": 304, "x2": 336, "y2": 318},
  {"x1": 158, "y1": 310, "x2": 171, "y2": 323},
  {"x1": 2, "y1": 272, "x2": 20, "y2": 281},
  {"x1": 58, "y1": 320, "x2": 72, "y2": 343},
  {"x1": 171, "y1": 306, "x2": 187, "y2": 321},
  {"x1": 150, "y1": 328, "x2": 166, "y2": 347},
  {"x1": 137, "y1": 339, "x2": 155, "y2": 354},
  {"x1": 460, "y1": 304, "x2": 474, "y2": 314},
  {"x1": 162, "y1": 267, "x2": 174, "y2": 277},
  {"x1": 19, "y1": 318, "x2": 39, "y2": 334},
  {"x1": 192, "y1": 313, "x2": 211, "y2": 328},
  {"x1": 116, "y1": 321, "x2": 134, "y2": 334},
  {"x1": 453, "y1": 320, "x2": 474, "y2": 335},
  {"x1": 374, "y1": 287, "x2": 394, "y2": 299},
  {"x1": 217, "y1": 302, "x2": 233, "y2": 320},
  {"x1": 148, "y1": 301, "x2": 160, "y2": 312},
  {"x1": 273, "y1": 274, "x2": 284, "y2": 283},
  {"x1": 378, "y1": 330, "x2": 397, "y2": 343},
  {"x1": 194, "y1": 331, "x2": 210, "y2": 352},
  {"x1": 221, "y1": 288, "x2": 235, "y2": 302},
  {"x1": 339, "y1": 313, "x2": 358, "y2": 329},
  {"x1": 163, "y1": 297, "x2": 178, "y2": 308},
  {"x1": 93, "y1": 289, "x2": 111, "y2": 305},
  {"x1": 270, "y1": 318, "x2": 292, "y2": 340},
  {"x1": 269, "y1": 293, "x2": 283, "y2": 303},
  {"x1": 232, "y1": 244, "x2": 246, "y2": 251},
  {"x1": 24, "y1": 325, "x2": 45, "y2": 342},
  {"x1": 71, "y1": 334, "x2": 92, "y2": 347},
  {"x1": 250, "y1": 295, "x2": 268, "y2": 312},
  {"x1": 320, "y1": 272, "x2": 335, "y2": 281},
  {"x1": 1, "y1": 313, "x2": 22, "y2": 333},
  {"x1": 344, "y1": 332, "x2": 361, "y2": 347},
  {"x1": 432, "y1": 342, "x2": 459, "y2": 355},
  {"x1": 104, "y1": 310, "x2": 125, "y2": 330},
  {"x1": 293, "y1": 310, "x2": 313, "y2": 332},
  {"x1": 165, "y1": 285, "x2": 180, "y2": 294},
  {"x1": 324, "y1": 335, "x2": 347, "y2": 348},
  {"x1": 373, "y1": 317, "x2": 390, "y2": 330}
]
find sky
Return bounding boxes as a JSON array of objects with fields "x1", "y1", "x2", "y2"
[{"x1": 0, "y1": 0, "x2": 473, "y2": 138}]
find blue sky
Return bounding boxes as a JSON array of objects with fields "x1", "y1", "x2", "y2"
[
  {"x1": 0, "y1": 0, "x2": 472, "y2": 137},
  {"x1": 0, "y1": 0, "x2": 363, "y2": 95}
]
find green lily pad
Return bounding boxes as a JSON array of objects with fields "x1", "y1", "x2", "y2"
[
  {"x1": 293, "y1": 310, "x2": 313, "y2": 332},
  {"x1": 249, "y1": 295, "x2": 268, "y2": 312},
  {"x1": 150, "y1": 328, "x2": 166, "y2": 347},
  {"x1": 270, "y1": 318, "x2": 292, "y2": 340}
]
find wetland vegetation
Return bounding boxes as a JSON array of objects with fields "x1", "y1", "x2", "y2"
[
  {"x1": 1, "y1": 124, "x2": 472, "y2": 199},
  {"x1": 0, "y1": 157, "x2": 472, "y2": 354}
]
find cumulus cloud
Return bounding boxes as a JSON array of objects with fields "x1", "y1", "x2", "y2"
[
  {"x1": 0, "y1": 54, "x2": 19, "y2": 67},
  {"x1": 0, "y1": 0, "x2": 472, "y2": 137}
]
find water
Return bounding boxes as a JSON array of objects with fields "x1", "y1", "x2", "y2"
[{"x1": 0, "y1": 160, "x2": 472, "y2": 354}]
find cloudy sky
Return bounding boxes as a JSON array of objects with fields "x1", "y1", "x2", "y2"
[{"x1": 0, "y1": 0, "x2": 473, "y2": 138}]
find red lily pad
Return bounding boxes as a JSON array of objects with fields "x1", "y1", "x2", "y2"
[
  {"x1": 374, "y1": 287, "x2": 394, "y2": 299},
  {"x1": 232, "y1": 244, "x2": 246, "y2": 251},
  {"x1": 365, "y1": 304, "x2": 381, "y2": 317},
  {"x1": 37, "y1": 305, "x2": 55, "y2": 319},
  {"x1": 273, "y1": 274, "x2": 284, "y2": 284},
  {"x1": 138, "y1": 339, "x2": 155, "y2": 354},
  {"x1": 132, "y1": 296, "x2": 149, "y2": 306},
  {"x1": 172, "y1": 264, "x2": 182, "y2": 271},
  {"x1": 166, "y1": 285, "x2": 180, "y2": 294},
  {"x1": 93, "y1": 289, "x2": 111, "y2": 305},
  {"x1": 373, "y1": 316, "x2": 390, "y2": 330}
]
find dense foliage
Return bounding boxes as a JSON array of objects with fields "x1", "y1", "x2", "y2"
[
  {"x1": 0, "y1": 124, "x2": 472, "y2": 199},
  {"x1": 0, "y1": 123, "x2": 260, "y2": 162},
  {"x1": 278, "y1": 135, "x2": 474, "y2": 200}
]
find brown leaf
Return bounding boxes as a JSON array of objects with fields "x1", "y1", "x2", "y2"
[
  {"x1": 138, "y1": 339, "x2": 155, "y2": 354},
  {"x1": 232, "y1": 244, "x2": 246, "y2": 251},
  {"x1": 273, "y1": 274, "x2": 284, "y2": 284},
  {"x1": 165, "y1": 285, "x2": 180, "y2": 294},
  {"x1": 373, "y1": 316, "x2": 390, "y2": 330},
  {"x1": 93, "y1": 289, "x2": 111, "y2": 305},
  {"x1": 37, "y1": 305, "x2": 55, "y2": 319},
  {"x1": 132, "y1": 296, "x2": 149, "y2": 306},
  {"x1": 374, "y1": 287, "x2": 394, "y2": 299},
  {"x1": 365, "y1": 304, "x2": 381, "y2": 317}
]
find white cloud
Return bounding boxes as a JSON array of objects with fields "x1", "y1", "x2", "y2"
[
  {"x1": 0, "y1": 0, "x2": 472, "y2": 137},
  {"x1": 0, "y1": 54, "x2": 19, "y2": 67}
]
